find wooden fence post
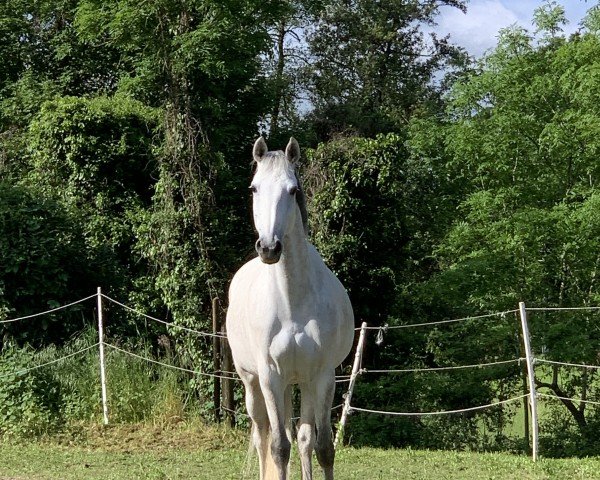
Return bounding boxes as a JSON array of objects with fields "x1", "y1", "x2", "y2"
[
  {"x1": 519, "y1": 301, "x2": 539, "y2": 461},
  {"x1": 334, "y1": 322, "x2": 368, "y2": 448},
  {"x1": 212, "y1": 298, "x2": 222, "y2": 422},
  {"x1": 221, "y1": 319, "x2": 235, "y2": 427},
  {"x1": 97, "y1": 287, "x2": 109, "y2": 425}
]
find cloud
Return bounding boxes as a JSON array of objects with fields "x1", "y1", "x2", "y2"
[
  {"x1": 436, "y1": 0, "x2": 524, "y2": 58},
  {"x1": 433, "y1": 0, "x2": 591, "y2": 59}
]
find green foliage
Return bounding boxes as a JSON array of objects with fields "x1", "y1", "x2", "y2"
[
  {"x1": 26, "y1": 95, "x2": 159, "y2": 270},
  {"x1": 305, "y1": 127, "x2": 460, "y2": 320},
  {"x1": 533, "y1": 1, "x2": 568, "y2": 39},
  {"x1": 436, "y1": 31, "x2": 600, "y2": 312},
  {"x1": 0, "y1": 182, "x2": 95, "y2": 344},
  {"x1": 27, "y1": 95, "x2": 159, "y2": 206},
  {"x1": 0, "y1": 346, "x2": 62, "y2": 438},
  {"x1": 1, "y1": 92, "x2": 175, "y2": 344},
  {"x1": 305, "y1": 0, "x2": 468, "y2": 138},
  {"x1": 0, "y1": 0, "x2": 122, "y2": 112},
  {"x1": 74, "y1": 0, "x2": 272, "y2": 153},
  {"x1": 540, "y1": 391, "x2": 600, "y2": 458},
  {"x1": 427, "y1": 25, "x2": 600, "y2": 441},
  {"x1": 305, "y1": 134, "x2": 409, "y2": 320},
  {"x1": 102, "y1": 343, "x2": 191, "y2": 423},
  {"x1": 582, "y1": 5, "x2": 600, "y2": 35},
  {"x1": 0, "y1": 328, "x2": 204, "y2": 435}
]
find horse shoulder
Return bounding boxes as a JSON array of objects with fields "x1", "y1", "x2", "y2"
[
  {"x1": 227, "y1": 258, "x2": 263, "y2": 334},
  {"x1": 226, "y1": 258, "x2": 272, "y2": 374},
  {"x1": 229, "y1": 257, "x2": 260, "y2": 296}
]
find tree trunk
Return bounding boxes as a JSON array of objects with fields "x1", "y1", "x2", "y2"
[
  {"x1": 537, "y1": 365, "x2": 587, "y2": 430},
  {"x1": 270, "y1": 19, "x2": 287, "y2": 139}
]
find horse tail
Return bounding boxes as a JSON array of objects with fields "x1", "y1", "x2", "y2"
[
  {"x1": 264, "y1": 386, "x2": 293, "y2": 480},
  {"x1": 264, "y1": 431, "x2": 278, "y2": 480}
]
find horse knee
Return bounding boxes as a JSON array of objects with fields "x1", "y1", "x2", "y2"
[
  {"x1": 315, "y1": 439, "x2": 334, "y2": 469},
  {"x1": 271, "y1": 434, "x2": 291, "y2": 466},
  {"x1": 297, "y1": 423, "x2": 314, "y2": 453},
  {"x1": 251, "y1": 423, "x2": 264, "y2": 447}
]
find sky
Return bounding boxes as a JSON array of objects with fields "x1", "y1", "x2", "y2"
[{"x1": 434, "y1": 0, "x2": 594, "y2": 57}]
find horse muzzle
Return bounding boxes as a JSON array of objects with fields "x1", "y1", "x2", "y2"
[{"x1": 255, "y1": 238, "x2": 282, "y2": 264}]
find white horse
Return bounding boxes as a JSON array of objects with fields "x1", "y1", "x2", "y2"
[{"x1": 226, "y1": 137, "x2": 354, "y2": 480}]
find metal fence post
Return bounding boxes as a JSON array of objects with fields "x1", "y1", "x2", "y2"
[
  {"x1": 519, "y1": 301, "x2": 538, "y2": 461},
  {"x1": 335, "y1": 322, "x2": 367, "y2": 448},
  {"x1": 97, "y1": 287, "x2": 109, "y2": 425}
]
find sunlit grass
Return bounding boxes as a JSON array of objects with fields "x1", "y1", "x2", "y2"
[{"x1": 1, "y1": 423, "x2": 600, "y2": 479}]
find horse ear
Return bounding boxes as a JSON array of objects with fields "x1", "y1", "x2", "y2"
[
  {"x1": 285, "y1": 137, "x2": 300, "y2": 164},
  {"x1": 253, "y1": 137, "x2": 268, "y2": 162}
]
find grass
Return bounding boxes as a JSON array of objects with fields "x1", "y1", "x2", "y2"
[{"x1": 1, "y1": 422, "x2": 600, "y2": 479}]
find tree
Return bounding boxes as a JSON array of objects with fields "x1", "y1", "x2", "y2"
[
  {"x1": 72, "y1": 0, "x2": 278, "y2": 340},
  {"x1": 0, "y1": 0, "x2": 124, "y2": 180},
  {"x1": 305, "y1": 0, "x2": 467, "y2": 138},
  {"x1": 0, "y1": 182, "x2": 96, "y2": 345},
  {"x1": 24, "y1": 95, "x2": 160, "y2": 307},
  {"x1": 261, "y1": 1, "x2": 322, "y2": 143},
  {"x1": 305, "y1": 134, "x2": 408, "y2": 322},
  {"x1": 0, "y1": 0, "x2": 122, "y2": 108},
  {"x1": 428, "y1": 11, "x2": 600, "y2": 445}
]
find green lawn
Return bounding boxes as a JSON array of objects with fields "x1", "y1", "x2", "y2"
[{"x1": 0, "y1": 423, "x2": 599, "y2": 479}]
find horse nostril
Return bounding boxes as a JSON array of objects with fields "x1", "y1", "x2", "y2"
[{"x1": 255, "y1": 238, "x2": 282, "y2": 262}]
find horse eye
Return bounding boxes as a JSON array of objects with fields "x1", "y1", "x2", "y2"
[
  {"x1": 289, "y1": 186, "x2": 298, "y2": 195},
  {"x1": 249, "y1": 185, "x2": 257, "y2": 193}
]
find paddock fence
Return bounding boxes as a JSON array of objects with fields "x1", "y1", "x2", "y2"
[
  {"x1": 1, "y1": 289, "x2": 600, "y2": 461},
  {"x1": 336, "y1": 303, "x2": 600, "y2": 461}
]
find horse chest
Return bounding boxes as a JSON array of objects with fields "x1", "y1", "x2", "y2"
[{"x1": 266, "y1": 316, "x2": 327, "y2": 377}]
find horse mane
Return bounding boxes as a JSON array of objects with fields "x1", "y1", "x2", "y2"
[{"x1": 294, "y1": 171, "x2": 309, "y2": 235}]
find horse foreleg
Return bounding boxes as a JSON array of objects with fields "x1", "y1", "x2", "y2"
[
  {"x1": 260, "y1": 374, "x2": 291, "y2": 480},
  {"x1": 314, "y1": 371, "x2": 336, "y2": 480},
  {"x1": 244, "y1": 377, "x2": 270, "y2": 479},
  {"x1": 298, "y1": 384, "x2": 316, "y2": 480}
]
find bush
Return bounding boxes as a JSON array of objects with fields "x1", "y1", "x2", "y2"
[
  {"x1": 0, "y1": 326, "x2": 206, "y2": 438},
  {"x1": 0, "y1": 182, "x2": 95, "y2": 345},
  {"x1": 0, "y1": 346, "x2": 62, "y2": 438}
]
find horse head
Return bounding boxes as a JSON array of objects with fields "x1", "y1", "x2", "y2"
[{"x1": 250, "y1": 136, "x2": 303, "y2": 264}]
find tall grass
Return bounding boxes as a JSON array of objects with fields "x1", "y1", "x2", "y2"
[{"x1": 0, "y1": 326, "x2": 204, "y2": 438}]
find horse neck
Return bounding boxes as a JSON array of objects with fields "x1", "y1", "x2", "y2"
[{"x1": 273, "y1": 212, "x2": 312, "y2": 303}]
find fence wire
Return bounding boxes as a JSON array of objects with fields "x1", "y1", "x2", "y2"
[
  {"x1": 358, "y1": 309, "x2": 518, "y2": 332},
  {"x1": 103, "y1": 342, "x2": 240, "y2": 381},
  {"x1": 535, "y1": 358, "x2": 600, "y2": 370},
  {"x1": 348, "y1": 395, "x2": 528, "y2": 417},
  {"x1": 0, "y1": 343, "x2": 99, "y2": 379},
  {"x1": 362, "y1": 357, "x2": 523, "y2": 374},
  {"x1": 222, "y1": 403, "x2": 345, "y2": 421},
  {"x1": 526, "y1": 306, "x2": 600, "y2": 311},
  {"x1": 538, "y1": 393, "x2": 600, "y2": 407},
  {"x1": 101, "y1": 294, "x2": 227, "y2": 339},
  {"x1": 0, "y1": 294, "x2": 97, "y2": 323}
]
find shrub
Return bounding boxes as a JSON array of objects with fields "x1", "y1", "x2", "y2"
[{"x1": 0, "y1": 346, "x2": 62, "y2": 438}]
